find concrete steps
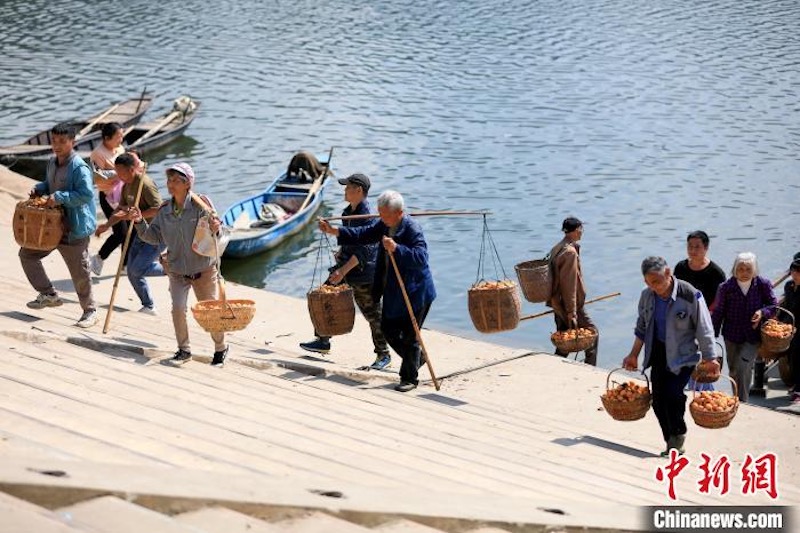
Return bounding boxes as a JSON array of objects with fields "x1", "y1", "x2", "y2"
[
  {"x1": 0, "y1": 490, "x2": 97, "y2": 533},
  {"x1": 57, "y1": 496, "x2": 204, "y2": 533},
  {"x1": 175, "y1": 507, "x2": 283, "y2": 533}
]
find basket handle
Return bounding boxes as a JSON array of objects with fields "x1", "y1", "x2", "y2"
[
  {"x1": 772, "y1": 305, "x2": 795, "y2": 328},
  {"x1": 692, "y1": 373, "x2": 737, "y2": 398},
  {"x1": 213, "y1": 232, "x2": 237, "y2": 321},
  {"x1": 606, "y1": 367, "x2": 650, "y2": 391}
]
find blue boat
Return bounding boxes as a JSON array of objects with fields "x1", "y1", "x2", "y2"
[{"x1": 220, "y1": 155, "x2": 332, "y2": 258}]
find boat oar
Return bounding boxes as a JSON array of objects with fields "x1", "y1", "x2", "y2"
[
  {"x1": 134, "y1": 86, "x2": 148, "y2": 114},
  {"x1": 519, "y1": 292, "x2": 621, "y2": 322},
  {"x1": 103, "y1": 169, "x2": 147, "y2": 334},
  {"x1": 77, "y1": 103, "x2": 120, "y2": 139},
  {"x1": 130, "y1": 110, "x2": 180, "y2": 148},
  {"x1": 323, "y1": 210, "x2": 491, "y2": 221},
  {"x1": 297, "y1": 147, "x2": 334, "y2": 213},
  {"x1": 388, "y1": 250, "x2": 440, "y2": 391}
]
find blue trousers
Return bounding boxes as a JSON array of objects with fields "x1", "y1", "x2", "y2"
[{"x1": 126, "y1": 234, "x2": 165, "y2": 308}]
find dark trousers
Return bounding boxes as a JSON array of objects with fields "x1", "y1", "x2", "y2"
[
  {"x1": 789, "y1": 335, "x2": 800, "y2": 390},
  {"x1": 317, "y1": 282, "x2": 389, "y2": 355},
  {"x1": 382, "y1": 303, "x2": 431, "y2": 385},
  {"x1": 98, "y1": 192, "x2": 129, "y2": 264},
  {"x1": 649, "y1": 339, "x2": 693, "y2": 443},
  {"x1": 553, "y1": 309, "x2": 598, "y2": 366}
]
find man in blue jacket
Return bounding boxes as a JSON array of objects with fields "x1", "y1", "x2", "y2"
[
  {"x1": 300, "y1": 173, "x2": 391, "y2": 370},
  {"x1": 320, "y1": 190, "x2": 436, "y2": 392},
  {"x1": 19, "y1": 123, "x2": 98, "y2": 328},
  {"x1": 622, "y1": 256, "x2": 719, "y2": 456}
]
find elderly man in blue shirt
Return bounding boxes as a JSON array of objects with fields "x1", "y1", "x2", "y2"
[{"x1": 623, "y1": 256, "x2": 719, "y2": 456}]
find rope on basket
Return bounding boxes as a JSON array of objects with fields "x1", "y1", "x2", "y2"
[
  {"x1": 308, "y1": 230, "x2": 338, "y2": 292},
  {"x1": 474, "y1": 214, "x2": 509, "y2": 283}
]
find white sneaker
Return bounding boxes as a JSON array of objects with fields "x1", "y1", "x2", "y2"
[
  {"x1": 90, "y1": 254, "x2": 104, "y2": 276},
  {"x1": 75, "y1": 310, "x2": 98, "y2": 328},
  {"x1": 138, "y1": 306, "x2": 158, "y2": 316}
]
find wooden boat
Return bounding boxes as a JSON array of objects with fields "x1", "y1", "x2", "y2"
[
  {"x1": 77, "y1": 96, "x2": 200, "y2": 158},
  {"x1": 221, "y1": 155, "x2": 332, "y2": 258},
  {"x1": 0, "y1": 92, "x2": 153, "y2": 163}
]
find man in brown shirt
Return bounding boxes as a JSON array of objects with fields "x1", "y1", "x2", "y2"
[
  {"x1": 548, "y1": 217, "x2": 598, "y2": 365},
  {"x1": 95, "y1": 152, "x2": 164, "y2": 314}
]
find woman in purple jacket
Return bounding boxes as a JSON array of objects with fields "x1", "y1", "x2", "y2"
[{"x1": 712, "y1": 252, "x2": 777, "y2": 402}]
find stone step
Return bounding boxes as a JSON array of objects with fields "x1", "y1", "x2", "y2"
[
  {"x1": 272, "y1": 511, "x2": 374, "y2": 532},
  {"x1": 56, "y1": 496, "x2": 207, "y2": 533},
  {"x1": 2, "y1": 335, "x2": 617, "y2": 503},
  {"x1": 2, "y1": 337, "x2": 553, "y2": 496},
  {"x1": 175, "y1": 507, "x2": 282, "y2": 533},
  {"x1": 0, "y1": 345, "x2": 437, "y2": 490},
  {"x1": 0, "y1": 490, "x2": 96, "y2": 533},
  {"x1": 0, "y1": 333, "x2": 722, "y2": 506},
  {"x1": 372, "y1": 518, "x2": 453, "y2": 532}
]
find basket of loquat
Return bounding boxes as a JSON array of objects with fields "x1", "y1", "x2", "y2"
[
  {"x1": 600, "y1": 368, "x2": 652, "y2": 421},
  {"x1": 689, "y1": 376, "x2": 739, "y2": 429}
]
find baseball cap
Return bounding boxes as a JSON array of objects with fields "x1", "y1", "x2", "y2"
[{"x1": 337, "y1": 173, "x2": 370, "y2": 192}]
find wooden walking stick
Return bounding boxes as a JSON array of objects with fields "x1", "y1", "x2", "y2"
[
  {"x1": 102, "y1": 168, "x2": 147, "y2": 334},
  {"x1": 519, "y1": 292, "x2": 621, "y2": 322},
  {"x1": 387, "y1": 250, "x2": 440, "y2": 391}
]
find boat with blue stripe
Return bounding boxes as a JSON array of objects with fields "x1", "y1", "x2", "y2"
[{"x1": 220, "y1": 151, "x2": 332, "y2": 258}]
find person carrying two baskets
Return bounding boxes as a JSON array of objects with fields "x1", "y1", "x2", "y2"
[
  {"x1": 299, "y1": 173, "x2": 392, "y2": 370},
  {"x1": 622, "y1": 256, "x2": 720, "y2": 456},
  {"x1": 547, "y1": 217, "x2": 598, "y2": 365},
  {"x1": 319, "y1": 190, "x2": 436, "y2": 393},
  {"x1": 130, "y1": 163, "x2": 229, "y2": 367}
]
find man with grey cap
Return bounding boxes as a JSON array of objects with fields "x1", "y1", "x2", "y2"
[
  {"x1": 547, "y1": 216, "x2": 598, "y2": 365},
  {"x1": 300, "y1": 173, "x2": 392, "y2": 370}
]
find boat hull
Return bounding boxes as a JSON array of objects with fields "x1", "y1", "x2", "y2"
[{"x1": 221, "y1": 170, "x2": 330, "y2": 258}]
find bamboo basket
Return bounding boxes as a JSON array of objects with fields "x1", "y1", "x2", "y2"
[
  {"x1": 192, "y1": 299, "x2": 256, "y2": 333},
  {"x1": 468, "y1": 280, "x2": 521, "y2": 333},
  {"x1": 307, "y1": 284, "x2": 355, "y2": 336},
  {"x1": 760, "y1": 307, "x2": 795, "y2": 356},
  {"x1": 514, "y1": 259, "x2": 550, "y2": 303},
  {"x1": 13, "y1": 200, "x2": 63, "y2": 251},
  {"x1": 600, "y1": 368, "x2": 652, "y2": 421},
  {"x1": 550, "y1": 327, "x2": 597, "y2": 353},
  {"x1": 689, "y1": 376, "x2": 739, "y2": 429},
  {"x1": 191, "y1": 280, "x2": 255, "y2": 333}
]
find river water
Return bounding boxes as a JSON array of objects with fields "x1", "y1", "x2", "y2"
[{"x1": 1, "y1": 0, "x2": 799, "y2": 369}]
